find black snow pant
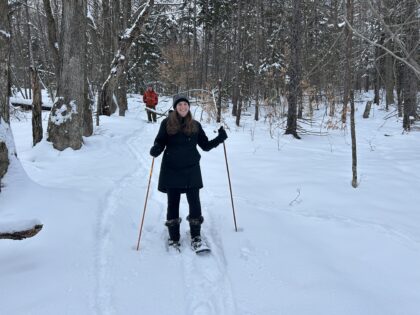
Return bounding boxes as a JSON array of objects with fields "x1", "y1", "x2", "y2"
[{"x1": 165, "y1": 188, "x2": 203, "y2": 241}]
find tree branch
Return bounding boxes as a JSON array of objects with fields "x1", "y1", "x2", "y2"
[{"x1": 343, "y1": 16, "x2": 420, "y2": 79}]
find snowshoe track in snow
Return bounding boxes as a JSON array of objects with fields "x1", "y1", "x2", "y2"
[{"x1": 181, "y1": 209, "x2": 237, "y2": 315}]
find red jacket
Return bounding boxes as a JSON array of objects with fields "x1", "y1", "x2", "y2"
[{"x1": 143, "y1": 90, "x2": 158, "y2": 108}]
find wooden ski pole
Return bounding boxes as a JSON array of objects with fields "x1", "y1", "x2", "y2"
[
  {"x1": 222, "y1": 142, "x2": 238, "y2": 232},
  {"x1": 211, "y1": 80, "x2": 238, "y2": 231},
  {"x1": 136, "y1": 158, "x2": 155, "y2": 251}
]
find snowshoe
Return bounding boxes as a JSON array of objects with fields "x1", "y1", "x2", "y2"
[
  {"x1": 190, "y1": 236, "x2": 211, "y2": 255},
  {"x1": 167, "y1": 239, "x2": 181, "y2": 253}
]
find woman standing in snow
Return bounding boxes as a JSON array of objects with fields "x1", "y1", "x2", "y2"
[{"x1": 150, "y1": 95, "x2": 228, "y2": 252}]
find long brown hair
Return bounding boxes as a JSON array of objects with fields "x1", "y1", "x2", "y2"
[{"x1": 167, "y1": 110, "x2": 198, "y2": 135}]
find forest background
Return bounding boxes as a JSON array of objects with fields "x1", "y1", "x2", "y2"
[{"x1": 0, "y1": 0, "x2": 419, "y2": 215}]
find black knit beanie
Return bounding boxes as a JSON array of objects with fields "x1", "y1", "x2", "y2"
[{"x1": 173, "y1": 95, "x2": 190, "y2": 109}]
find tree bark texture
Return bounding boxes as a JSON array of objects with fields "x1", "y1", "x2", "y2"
[
  {"x1": 373, "y1": 34, "x2": 384, "y2": 104},
  {"x1": 31, "y1": 67, "x2": 43, "y2": 146},
  {"x1": 341, "y1": 0, "x2": 354, "y2": 124},
  {"x1": 42, "y1": 0, "x2": 60, "y2": 81},
  {"x1": 345, "y1": 0, "x2": 357, "y2": 187},
  {"x1": 350, "y1": 90, "x2": 358, "y2": 188},
  {"x1": 112, "y1": 0, "x2": 128, "y2": 116},
  {"x1": 217, "y1": 79, "x2": 222, "y2": 123},
  {"x1": 83, "y1": 77, "x2": 93, "y2": 137},
  {"x1": 0, "y1": 0, "x2": 11, "y2": 180},
  {"x1": 286, "y1": 0, "x2": 302, "y2": 139},
  {"x1": 0, "y1": 1, "x2": 10, "y2": 124},
  {"x1": 402, "y1": 0, "x2": 419, "y2": 130},
  {"x1": 47, "y1": 0, "x2": 88, "y2": 151},
  {"x1": 396, "y1": 61, "x2": 403, "y2": 117},
  {"x1": 24, "y1": 0, "x2": 33, "y2": 99},
  {"x1": 231, "y1": 0, "x2": 242, "y2": 117},
  {"x1": 384, "y1": 40, "x2": 394, "y2": 110},
  {"x1": 254, "y1": 89, "x2": 259, "y2": 121},
  {"x1": 236, "y1": 87, "x2": 242, "y2": 127},
  {"x1": 0, "y1": 142, "x2": 8, "y2": 180}
]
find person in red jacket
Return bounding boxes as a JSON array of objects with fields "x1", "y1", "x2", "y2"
[{"x1": 143, "y1": 86, "x2": 158, "y2": 122}]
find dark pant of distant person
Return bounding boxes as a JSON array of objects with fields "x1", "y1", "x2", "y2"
[
  {"x1": 165, "y1": 188, "x2": 203, "y2": 241},
  {"x1": 147, "y1": 108, "x2": 157, "y2": 122}
]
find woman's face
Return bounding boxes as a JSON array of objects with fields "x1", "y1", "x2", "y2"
[{"x1": 176, "y1": 101, "x2": 190, "y2": 117}]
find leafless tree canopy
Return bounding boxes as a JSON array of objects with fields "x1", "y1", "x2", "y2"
[{"x1": 3, "y1": 0, "x2": 420, "y2": 137}]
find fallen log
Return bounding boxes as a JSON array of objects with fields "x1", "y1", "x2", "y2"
[{"x1": 0, "y1": 223, "x2": 43, "y2": 240}]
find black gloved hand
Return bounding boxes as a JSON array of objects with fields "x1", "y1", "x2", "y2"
[
  {"x1": 217, "y1": 126, "x2": 228, "y2": 142},
  {"x1": 150, "y1": 145, "x2": 161, "y2": 157}
]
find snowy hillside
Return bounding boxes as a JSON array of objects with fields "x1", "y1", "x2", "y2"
[{"x1": 1, "y1": 94, "x2": 420, "y2": 315}]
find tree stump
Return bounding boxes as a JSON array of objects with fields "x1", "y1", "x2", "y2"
[{"x1": 363, "y1": 101, "x2": 372, "y2": 118}]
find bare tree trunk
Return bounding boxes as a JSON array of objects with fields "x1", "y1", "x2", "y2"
[
  {"x1": 31, "y1": 67, "x2": 43, "y2": 146},
  {"x1": 254, "y1": 0, "x2": 262, "y2": 123},
  {"x1": 231, "y1": 0, "x2": 242, "y2": 117},
  {"x1": 383, "y1": 1, "x2": 395, "y2": 110},
  {"x1": 341, "y1": 0, "x2": 354, "y2": 124},
  {"x1": 99, "y1": 1, "x2": 154, "y2": 119},
  {"x1": 285, "y1": 0, "x2": 302, "y2": 139},
  {"x1": 402, "y1": 0, "x2": 418, "y2": 130},
  {"x1": 111, "y1": 0, "x2": 128, "y2": 117},
  {"x1": 47, "y1": 0, "x2": 88, "y2": 151},
  {"x1": 24, "y1": 0, "x2": 33, "y2": 99},
  {"x1": 373, "y1": 34, "x2": 384, "y2": 104},
  {"x1": 42, "y1": 0, "x2": 60, "y2": 82},
  {"x1": 217, "y1": 79, "x2": 222, "y2": 123},
  {"x1": 364, "y1": 71, "x2": 370, "y2": 92},
  {"x1": 350, "y1": 90, "x2": 358, "y2": 187},
  {"x1": 396, "y1": 60, "x2": 403, "y2": 117},
  {"x1": 254, "y1": 89, "x2": 259, "y2": 121},
  {"x1": 83, "y1": 76, "x2": 93, "y2": 137},
  {"x1": 98, "y1": 0, "x2": 114, "y2": 117},
  {"x1": 345, "y1": 0, "x2": 357, "y2": 187},
  {"x1": 192, "y1": 0, "x2": 199, "y2": 85},
  {"x1": 235, "y1": 86, "x2": 242, "y2": 127},
  {"x1": 0, "y1": 0, "x2": 11, "y2": 182},
  {"x1": 116, "y1": 0, "x2": 131, "y2": 117},
  {"x1": 0, "y1": 142, "x2": 8, "y2": 184},
  {"x1": 384, "y1": 40, "x2": 394, "y2": 111}
]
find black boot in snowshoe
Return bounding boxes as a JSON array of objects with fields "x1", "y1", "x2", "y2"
[
  {"x1": 190, "y1": 236, "x2": 210, "y2": 254},
  {"x1": 165, "y1": 218, "x2": 182, "y2": 253},
  {"x1": 187, "y1": 215, "x2": 210, "y2": 254},
  {"x1": 167, "y1": 239, "x2": 181, "y2": 253}
]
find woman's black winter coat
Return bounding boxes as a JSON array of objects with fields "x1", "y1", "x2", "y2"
[{"x1": 151, "y1": 118, "x2": 224, "y2": 193}]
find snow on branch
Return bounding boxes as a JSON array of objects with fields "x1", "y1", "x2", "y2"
[
  {"x1": 101, "y1": 0, "x2": 154, "y2": 89},
  {"x1": 50, "y1": 99, "x2": 78, "y2": 125},
  {"x1": 0, "y1": 30, "x2": 11, "y2": 39},
  {"x1": 343, "y1": 16, "x2": 420, "y2": 78},
  {"x1": 122, "y1": 0, "x2": 154, "y2": 39}
]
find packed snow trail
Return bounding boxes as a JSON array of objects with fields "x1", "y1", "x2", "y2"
[{"x1": 4, "y1": 94, "x2": 420, "y2": 315}]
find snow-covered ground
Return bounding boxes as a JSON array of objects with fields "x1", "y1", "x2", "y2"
[{"x1": 1, "y1": 93, "x2": 420, "y2": 315}]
